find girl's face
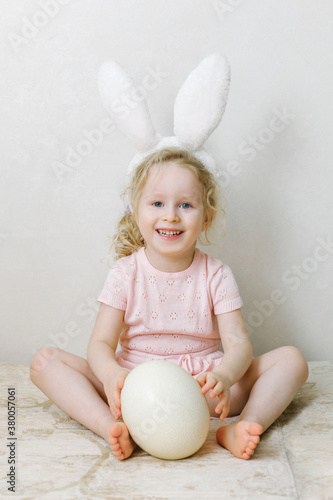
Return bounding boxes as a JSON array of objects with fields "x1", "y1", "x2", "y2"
[{"x1": 135, "y1": 162, "x2": 207, "y2": 272}]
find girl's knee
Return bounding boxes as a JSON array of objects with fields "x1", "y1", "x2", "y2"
[
  {"x1": 30, "y1": 346, "x2": 61, "y2": 381},
  {"x1": 281, "y1": 346, "x2": 309, "y2": 382}
]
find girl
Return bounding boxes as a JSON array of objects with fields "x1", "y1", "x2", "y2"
[{"x1": 30, "y1": 148, "x2": 308, "y2": 461}]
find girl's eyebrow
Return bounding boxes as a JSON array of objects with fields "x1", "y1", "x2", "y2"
[{"x1": 144, "y1": 192, "x2": 202, "y2": 202}]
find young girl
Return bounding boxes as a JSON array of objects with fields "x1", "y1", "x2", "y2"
[{"x1": 30, "y1": 147, "x2": 308, "y2": 461}]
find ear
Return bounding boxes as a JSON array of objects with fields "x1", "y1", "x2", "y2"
[
  {"x1": 98, "y1": 61, "x2": 161, "y2": 152},
  {"x1": 173, "y1": 53, "x2": 231, "y2": 150}
]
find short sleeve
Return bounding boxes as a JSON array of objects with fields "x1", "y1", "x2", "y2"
[
  {"x1": 210, "y1": 264, "x2": 243, "y2": 315},
  {"x1": 97, "y1": 265, "x2": 127, "y2": 311}
]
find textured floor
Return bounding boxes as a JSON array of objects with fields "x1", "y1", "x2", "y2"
[{"x1": 0, "y1": 361, "x2": 332, "y2": 499}]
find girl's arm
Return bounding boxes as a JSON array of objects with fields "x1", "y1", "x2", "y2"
[
  {"x1": 87, "y1": 302, "x2": 125, "y2": 382},
  {"x1": 197, "y1": 309, "x2": 252, "y2": 420},
  {"x1": 87, "y1": 303, "x2": 128, "y2": 418},
  {"x1": 214, "y1": 308, "x2": 253, "y2": 387}
]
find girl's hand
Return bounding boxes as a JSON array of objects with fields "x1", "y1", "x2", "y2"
[
  {"x1": 104, "y1": 367, "x2": 130, "y2": 420},
  {"x1": 196, "y1": 371, "x2": 230, "y2": 420}
]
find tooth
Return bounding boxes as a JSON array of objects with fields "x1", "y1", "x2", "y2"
[{"x1": 158, "y1": 230, "x2": 181, "y2": 236}]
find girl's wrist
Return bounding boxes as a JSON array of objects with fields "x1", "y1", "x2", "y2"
[
  {"x1": 212, "y1": 366, "x2": 232, "y2": 387},
  {"x1": 213, "y1": 348, "x2": 252, "y2": 387},
  {"x1": 98, "y1": 360, "x2": 123, "y2": 385}
]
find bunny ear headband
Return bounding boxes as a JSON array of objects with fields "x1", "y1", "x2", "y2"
[{"x1": 98, "y1": 53, "x2": 230, "y2": 178}]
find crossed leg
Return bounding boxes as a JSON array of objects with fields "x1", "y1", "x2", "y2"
[
  {"x1": 30, "y1": 345, "x2": 308, "y2": 462},
  {"x1": 30, "y1": 347, "x2": 136, "y2": 459},
  {"x1": 214, "y1": 346, "x2": 308, "y2": 459}
]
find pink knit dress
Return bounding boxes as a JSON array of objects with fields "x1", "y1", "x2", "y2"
[{"x1": 98, "y1": 247, "x2": 243, "y2": 378}]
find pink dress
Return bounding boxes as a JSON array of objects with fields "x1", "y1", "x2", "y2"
[{"x1": 98, "y1": 247, "x2": 243, "y2": 378}]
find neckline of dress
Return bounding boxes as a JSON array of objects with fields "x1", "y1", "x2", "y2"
[{"x1": 139, "y1": 247, "x2": 201, "y2": 278}]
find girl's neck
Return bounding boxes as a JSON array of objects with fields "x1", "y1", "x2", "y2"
[{"x1": 144, "y1": 247, "x2": 196, "y2": 273}]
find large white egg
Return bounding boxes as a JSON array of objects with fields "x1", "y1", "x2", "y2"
[{"x1": 120, "y1": 360, "x2": 210, "y2": 460}]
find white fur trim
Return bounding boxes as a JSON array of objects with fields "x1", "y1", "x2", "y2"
[
  {"x1": 98, "y1": 61, "x2": 161, "y2": 152},
  {"x1": 126, "y1": 136, "x2": 221, "y2": 178},
  {"x1": 98, "y1": 54, "x2": 230, "y2": 178},
  {"x1": 174, "y1": 53, "x2": 230, "y2": 150}
]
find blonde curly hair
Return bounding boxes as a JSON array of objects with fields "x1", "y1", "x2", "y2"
[{"x1": 110, "y1": 148, "x2": 223, "y2": 261}]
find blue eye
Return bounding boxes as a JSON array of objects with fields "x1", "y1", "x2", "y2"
[
  {"x1": 180, "y1": 203, "x2": 191, "y2": 209},
  {"x1": 152, "y1": 201, "x2": 163, "y2": 207}
]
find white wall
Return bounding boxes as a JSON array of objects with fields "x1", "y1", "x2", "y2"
[{"x1": 1, "y1": 0, "x2": 332, "y2": 362}]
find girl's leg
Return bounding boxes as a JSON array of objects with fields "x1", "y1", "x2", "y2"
[
  {"x1": 30, "y1": 347, "x2": 135, "y2": 460},
  {"x1": 216, "y1": 346, "x2": 309, "y2": 459}
]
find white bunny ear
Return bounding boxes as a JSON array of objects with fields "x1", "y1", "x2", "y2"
[
  {"x1": 98, "y1": 61, "x2": 161, "y2": 152},
  {"x1": 174, "y1": 53, "x2": 230, "y2": 150}
]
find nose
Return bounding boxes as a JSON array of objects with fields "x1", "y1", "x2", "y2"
[{"x1": 162, "y1": 206, "x2": 180, "y2": 223}]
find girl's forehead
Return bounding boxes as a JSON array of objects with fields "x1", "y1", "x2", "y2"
[{"x1": 144, "y1": 162, "x2": 202, "y2": 192}]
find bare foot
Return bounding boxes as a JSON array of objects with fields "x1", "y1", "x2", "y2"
[
  {"x1": 216, "y1": 421, "x2": 263, "y2": 460},
  {"x1": 108, "y1": 422, "x2": 136, "y2": 460}
]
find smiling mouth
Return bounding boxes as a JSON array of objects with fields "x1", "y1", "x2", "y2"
[{"x1": 156, "y1": 230, "x2": 183, "y2": 237}]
